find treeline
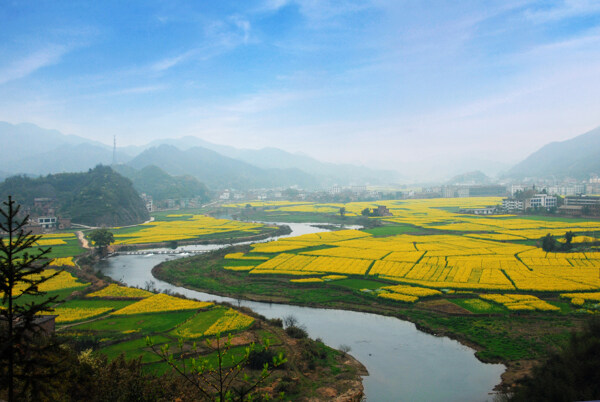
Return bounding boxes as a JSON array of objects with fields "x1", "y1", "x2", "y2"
[{"x1": 0, "y1": 165, "x2": 149, "y2": 226}]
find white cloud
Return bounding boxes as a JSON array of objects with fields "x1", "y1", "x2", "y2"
[
  {"x1": 0, "y1": 45, "x2": 69, "y2": 85},
  {"x1": 151, "y1": 50, "x2": 195, "y2": 72}
]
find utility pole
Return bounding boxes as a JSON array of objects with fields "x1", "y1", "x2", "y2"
[{"x1": 112, "y1": 135, "x2": 117, "y2": 165}]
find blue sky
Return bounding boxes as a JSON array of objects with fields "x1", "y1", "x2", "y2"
[{"x1": 1, "y1": 0, "x2": 600, "y2": 174}]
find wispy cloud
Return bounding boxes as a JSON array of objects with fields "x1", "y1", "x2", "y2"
[
  {"x1": 151, "y1": 50, "x2": 196, "y2": 72},
  {"x1": 0, "y1": 45, "x2": 69, "y2": 85},
  {"x1": 525, "y1": 0, "x2": 600, "y2": 23}
]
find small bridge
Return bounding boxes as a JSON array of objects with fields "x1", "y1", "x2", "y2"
[{"x1": 115, "y1": 250, "x2": 207, "y2": 256}]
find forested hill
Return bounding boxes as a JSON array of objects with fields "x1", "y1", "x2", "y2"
[
  {"x1": 0, "y1": 165, "x2": 150, "y2": 227},
  {"x1": 112, "y1": 164, "x2": 210, "y2": 202}
]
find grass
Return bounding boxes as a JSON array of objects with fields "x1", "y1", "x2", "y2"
[
  {"x1": 70, "y1": 310, "x2": 198, "y2": 335},
  {"x1": 450, "y1": 298, "x2": 507, "y2": 314},
  {"x1": 58, "y1": 298, "x2": 136, "y2": 310},
  {"x1": 47, "y1": 238, "x2": 86, "y2": 258},
  {"x1": 332, "y1": 278, "x2": 386, "y2": 290},
  {"x1": 363, "y1": 224, "x2": 426, "y2": 236},
  {"x1": 99, "y1": 335, "x2": 171, "y2": 363}
]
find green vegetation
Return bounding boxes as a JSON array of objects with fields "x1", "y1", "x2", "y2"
[
  {"x1": 70, "y1": 311, "x2": 199, "y2": 335},
  {"x1": 450, "y1": 298, "x2": 507, "y2": 314},
  {"x1": 46, "y1": 237, "x2": 85, "y2": 258},
  {"x1": 363, "y1": 224, "x2": 426, "y2": 236},
  {"x1": 508, "y1": 319, "x2": 600, "y2": 401},
  {"x1": 0, "y1": 165, "x2": 149, "y2": 226}
]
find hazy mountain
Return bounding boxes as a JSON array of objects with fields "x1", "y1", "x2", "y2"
[
  {"x1": 0, "y1": 165, "x2": 149, "y2": 226},
  {"x1": 506, "y1": 126, "x2": 600, "y2": 180},
  {"x1": 127, "y1": 145, "x2": 318, "y2": 190},
  {"x1": 119, "y1": 136, "x2": 400, "y2": 185},
  {"x1": 447, "y1": 170, "x2": 491, "y2": 185},
  {"x1": 2, "y1": 143, "x2": 134, "y2": 176},
  {"x1": 113, "y1": 164, "x2": 210, "y2": 202},
  {"x1": 0, "y1": 121, "x2": 133, "y2": 175}
]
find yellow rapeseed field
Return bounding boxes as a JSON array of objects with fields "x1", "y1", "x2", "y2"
[
  {"x1": 224, "y1": 197, "x2": 600, "y2": 294},
  {"x1": 202, "y1": 308, "x2": 255, "y2": 336},
  {"x1": 112, "y1": 293, "x2": 212, "y2": 315},
  {"x1": 113, "y1": 215, "x2": 267, "y2": 245},
  {"x1": 86, "y1": 284, "x2": 153, "y2": 299},
  {"x1": 53, "y1": 307, "x2": 113, "y2": 323}
]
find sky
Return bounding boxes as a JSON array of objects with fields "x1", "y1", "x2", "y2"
[{"x1": 1, "y1": 0, "x2": 600, "y2": 173}]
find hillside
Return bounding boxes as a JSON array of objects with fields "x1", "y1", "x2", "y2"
[
  {"x1": 0, "y1": 165, "x2": 149, "y2": 226},
  {"x1": 506, "y1": 126, "x2": 600, "y2": 179},
  {"x1": 127, "y1": 145, "x2": 318, "y2": 190},
  {"x1": 113, "y1": 164, "x2": 210, "y2": 202}
]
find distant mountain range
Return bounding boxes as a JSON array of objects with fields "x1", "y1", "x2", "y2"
[
  {"x1": 0, "y1": 121, "x2": 400, "y2": 189},
  {"x1": 2, "y1": 121, "x2": 600, "y2": 187},
  {"x1": 505, "y1": 126, "x2": 600, "y2": 180}
]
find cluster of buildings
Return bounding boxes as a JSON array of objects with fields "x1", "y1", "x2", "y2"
[
  {"x1": 140, "y1": 193, "x2": 207, "y2": 212},
  {"x1": 15, "y1": 198, "x2": 72, "y2": 235}
]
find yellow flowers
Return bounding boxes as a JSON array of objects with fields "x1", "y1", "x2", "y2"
[
  {"x1": 290, "y1": 278, "x2": 323, "y2": 283},
  {"x1": 53, "y1": 307, "x2": 113, "y2": 323},
  {"x1": 480, "y1": 294, "x2": 560, "y2": 311},
  {"x1": 224, "y1": 253, "x2": 269, "y2": 260},
  {"x1": 112, "y1": 293, "x2": 212, "y2": 315},
  {"x1": 571, "y1": 297, "x2": 585, "y2": 306},
  {"x1": 113, "y1": 215, "x2": 267, "y2": 245},
  {"x1": 221, "y1": 197, "x2": 600, "y2": 295},
  {"x1": 560, "y1": 292, "x2": 600, "y2": 303},
  {"x1": 223, "y1": 266, "x2": 255, "y2": 271},
  {"x1": 203, "y1": 308, "x2": 255, "y2": 336},
  {"x1": 382, "y1": 284, "x2": 442, "y2": 297},
  {"x1": 322, "y1": 275, "x2": 347, "y2": 281},
  {"x1": 377, "y1": 293, "x2": 418, "y2": 303},
  {"x1": 86, "y1": 284, "x2": 153, "y2": 299},
  {"x1": 8, "y1": 269, "x2": 87, "y2": 295},
  {"x1": 49, "y1": 257, "x2": 75, "y2": 267}
]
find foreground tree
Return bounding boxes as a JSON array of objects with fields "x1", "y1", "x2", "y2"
[{"x1": 0, "y1": 196, "x2": 60, "y2": 401}]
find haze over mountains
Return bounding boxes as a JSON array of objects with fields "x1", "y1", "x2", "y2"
[
  {"x1": 1, "y1": 121, "x2": 600, "y2": 187},
  {"x1": 505, "y1": 126, "x2": 600, "y2": 180}
]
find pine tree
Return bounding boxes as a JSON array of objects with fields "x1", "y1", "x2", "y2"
[{"x1": 0, "y1": 196, "x2": 60, "y2": 401}]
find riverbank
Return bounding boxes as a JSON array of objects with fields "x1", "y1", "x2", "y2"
[
  {"x1": 151, "y1": 245, "x2": 587, "y2": 392},
  {"x1": 58, "y1": 260, "x2": 368, "y2": 401}
]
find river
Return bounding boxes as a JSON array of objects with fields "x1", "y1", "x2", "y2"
[{"x1": 95, "y1": 222, "x2": 505, "y2": 401}]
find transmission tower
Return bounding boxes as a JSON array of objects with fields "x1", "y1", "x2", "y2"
[{"x1": 112, "y1": 135, "x2": 117, "y2": 165}]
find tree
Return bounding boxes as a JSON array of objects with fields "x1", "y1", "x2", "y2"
[
  {"x1": 564, "y1": 231, "x2": 575, "y2": 245},
  {"x1": 146, "y1": 333, "x2": 286, "y2": 401},
  {"x1": 339, "y1": 207, "x2": 346, "y2": 218},
  {"x1": 541, "y1": 233, "x2": 557, "y2": 252},
  {"x1": 88, "y1": 228, "x2": 114, "y2": 256},
  {"x1": 0, "y1": 196, "x2": 60, "y2": 401},
  {"x1": 361, "y1": 207, "x2": 371, "y2": 217}
]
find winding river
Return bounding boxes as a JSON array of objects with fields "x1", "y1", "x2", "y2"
[{"x1": 95, "y1": 222, "x2": 505, "y2": 401}]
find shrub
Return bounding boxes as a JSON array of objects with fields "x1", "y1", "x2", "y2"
[{"x1": 285, "y1": 325, "x2": 308, "y2": 339}]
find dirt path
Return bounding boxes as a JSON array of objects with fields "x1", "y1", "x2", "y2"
[{"x1": 76, "y1": 231, "x2": 90, "y2": 249}]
